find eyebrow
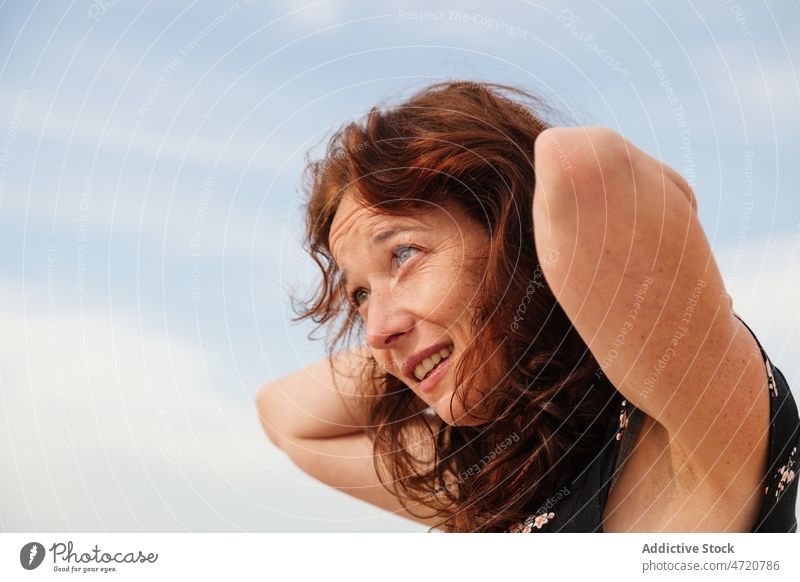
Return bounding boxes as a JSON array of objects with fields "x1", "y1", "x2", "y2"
[
  {"x1": 339, "y1": 225, "x2": 431, "y2": 286},
  {"x1": 370, "y1": 225, "x2": 430, "y2": 245}
]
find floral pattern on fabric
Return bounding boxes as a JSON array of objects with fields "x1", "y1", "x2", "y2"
[
  {"x1": 771, "y1": 446, "x2": 797, "y2": 499},
  {"x1": 766, "y1": 358, "x2": 778, "y2": 398},
  {"x1": 616, "y1": 399, "x2": 629, "y2": 441},
  {"x1": 508, "y1": 511, "x2": 556, "y2": 533},
  {"x1": 508, "y1": 393, "x2": 627, "y2": 532}
]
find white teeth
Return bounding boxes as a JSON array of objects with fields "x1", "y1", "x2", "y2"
[
  {"x1": 414, "y1": 363, "x2": 425, "y2": 380},
  {"x1": 413, "y1": 344, "x2": 454, "y2": 381}
]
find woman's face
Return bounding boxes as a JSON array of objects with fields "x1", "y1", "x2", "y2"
[{"x1": 329, "y1": 192, "x2": 493, "y2": 426}]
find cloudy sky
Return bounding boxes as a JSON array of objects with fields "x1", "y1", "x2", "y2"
[{"x1": 0, "y1": 0, "x2": 798, "y2": 532}]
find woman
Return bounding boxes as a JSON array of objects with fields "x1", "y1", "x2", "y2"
[{"x1": 257, "y1": 80, "x2": 799, "y2": 533}]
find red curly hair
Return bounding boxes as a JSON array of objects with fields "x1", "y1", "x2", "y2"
[{"x1": 293, "y1": 80, "x2": 618, "y2": 532}]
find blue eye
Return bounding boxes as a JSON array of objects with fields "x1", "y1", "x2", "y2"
[
  {"x1": 394, "y1": 245, "x2": 419, "y2": 265},
  {"x1": 348, "y1": 245, "x2": 420, "y2": 309}
]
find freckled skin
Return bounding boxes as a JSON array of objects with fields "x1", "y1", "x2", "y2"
[{"x1": 328, "y1": 192, "x2": 492, "y2": 426}]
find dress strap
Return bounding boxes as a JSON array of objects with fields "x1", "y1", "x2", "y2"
[
  {"x1": 732, "y1": 311, "x2": 769, "y2": 362},
  {"x1": 731, "y1": 310, "x2": 778, "y2": 399}
]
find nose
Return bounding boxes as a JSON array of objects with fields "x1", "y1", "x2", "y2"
[{"x1": 364, "y1": 288, "x2": 415, "y2": 350}]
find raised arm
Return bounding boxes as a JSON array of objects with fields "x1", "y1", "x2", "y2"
[
  {"x1": 256, "y1": 348, "x2": 448, "y2": 529},
  {"x1": 530, "y1": 126, "x2": 769, "y2": 490},
  {"x1": 256, "y1": 347, "x2": 372, "y2": 446}
]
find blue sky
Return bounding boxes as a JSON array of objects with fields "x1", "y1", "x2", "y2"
[{"x1": 1, "y1": 0, "x2": 798, "y2": 532}]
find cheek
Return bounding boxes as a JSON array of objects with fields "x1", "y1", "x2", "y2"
[
  {"x1": 407, "y1": 261, "x2": 469, "y2": 318},
  {"x1": 371, "y1": 353, "x2": 395, "y2": 375}
]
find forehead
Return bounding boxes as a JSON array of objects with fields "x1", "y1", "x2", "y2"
[
  {"x1": 329, "y1": 191, "x2": 369, "y2": 240},
  {"x1": 328, "y1": 193, "x2": 374, "y2": 259},
  {"x1": 329, "y1": 193, "x2": 423, "y2": 259}
]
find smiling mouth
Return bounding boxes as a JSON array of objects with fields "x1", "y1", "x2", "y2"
[{"x1": 414, "y1": 344, "x2": 454, "y2": 381}]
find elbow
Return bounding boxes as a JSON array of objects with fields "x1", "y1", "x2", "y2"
[
  {"x1": 256, "y1": 383, "x2": 285, "y2": 450},
  {"x1": 533, "y1": 126, "x2": 628, "y2": 198},
  {"x1": 532, "y1": 126, "x2": 630, "y2": 228}
]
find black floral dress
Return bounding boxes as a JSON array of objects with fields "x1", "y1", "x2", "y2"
[{"x1": 508, "y1": 314, "x2": 799, "y2": 533}]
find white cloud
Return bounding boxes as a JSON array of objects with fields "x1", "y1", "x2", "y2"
[
  {"x1": 0, "y1": 281, "x2": 422, "y2": 531},
  {"x1": 271, "y1": 0, "x2": 348, "y2": 30},
  {"x1": 715, "y1": 231, "x2": 800, "y2": 385},
  {"x1": 5, "y1": 100, "x2": 285, "y2": 176}
]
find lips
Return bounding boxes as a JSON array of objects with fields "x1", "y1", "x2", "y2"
[
  {"x1": 413, "y1": 344, "x2": 454, "y2": 381},
  {"x1": 402, "y1": 341, "x2": 454, "y2": 384}
]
